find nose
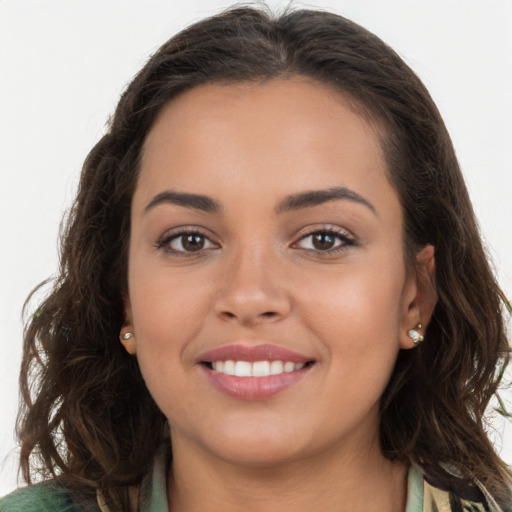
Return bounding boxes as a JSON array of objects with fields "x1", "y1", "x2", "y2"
[{"x1": 213, "y1": 246, "x2": 292, "y2": 326}]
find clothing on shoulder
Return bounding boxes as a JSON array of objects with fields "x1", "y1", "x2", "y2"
[
  {"x1": 0, "y1": 451, "x2": 508, "y2": 512},
  {"x1": 0, "y1": 482, "x2": 99, "y2": 512}
]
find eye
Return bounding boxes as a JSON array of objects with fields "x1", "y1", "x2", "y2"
[
  {"x1": 158, "y1": 230, "x2": 217, "y2": 254},
  {"x1": 295, "y1": 229, "x2": 354, "y2": 253}
]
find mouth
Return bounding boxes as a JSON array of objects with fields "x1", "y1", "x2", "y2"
[
  {"x1": 198, "y1": 344, "x2": 316, "y2": 400},
  {"x1": 202, "y1": 359, "x2": 314, "y2": 377}
]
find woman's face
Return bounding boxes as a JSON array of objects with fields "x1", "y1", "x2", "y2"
[{"x1": 126, "y1": 78, "x2": 424, "y2": 467}]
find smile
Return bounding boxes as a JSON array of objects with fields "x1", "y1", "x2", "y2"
[
  {"x1": 198, "y1": 344, "x2": 315, "y2": 400},
  {"x1": 208, "y1": 360, "x2": 306, "y2": 377}
]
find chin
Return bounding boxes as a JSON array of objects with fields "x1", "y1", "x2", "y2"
[
  {"x1": 211, "y1": 440, "x2": 308, "y2": 470},
  {"x1": 191, "y1": 415, "x2": 318, "y2": 469}
]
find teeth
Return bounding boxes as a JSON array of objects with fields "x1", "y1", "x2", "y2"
[
  {"x1": 234, "y1": 361, "x2": 252, "y2": 377},
  {"x1": 252, "y1": 360, "x2": 270, "y2": 376},
  {"x1": 212, "y1": 361, "x2": 224, "y2": 373},
  {"x1": 223, "y1": 360, "x2": 236, "y2": 375},
  {"x1": 210, "y1": 360, "x2": 306, "y2": 377},
  {"x1": 284, "y1": 362, "x2": 295, "y2": 372},
  {"x1": 270, "y1": 360, "x2": 284, "y2": 375}
]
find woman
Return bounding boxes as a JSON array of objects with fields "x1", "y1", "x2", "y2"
[{"x1": 1, "y1": 5, "x2": 510, "y2": 512}]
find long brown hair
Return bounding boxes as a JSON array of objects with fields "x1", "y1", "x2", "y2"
[{"x1": 18, "y1": 5, "x2": 511, "y2": 509}]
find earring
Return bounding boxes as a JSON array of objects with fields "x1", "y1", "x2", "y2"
[
  {"x1": 120, "y1": 331, "x2": 136, "y2": 355},
  {"x1": 408, "y1": 323, "x2": 424, "y2": 345}
]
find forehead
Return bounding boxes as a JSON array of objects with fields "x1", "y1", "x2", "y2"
[
  {"x1": 143, "y1": 78, "x2": 384, "y2": 162},
  {"x1": 136, "y1": 78, "x2": 395, "y2": 216}
]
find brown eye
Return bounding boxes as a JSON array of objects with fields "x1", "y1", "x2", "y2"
[
  {"x1": 312, "y1": 233, "x2": 336, "y2": 250},
  {"x1": 182, "y1": 234, "x2": 205, "y2": 251},
  {"x1": 295, "y1": 230, "x2": 353, "y2": 253},
  {"x1": 162, "y1": 232, "x2": 216, "y2": 253}
]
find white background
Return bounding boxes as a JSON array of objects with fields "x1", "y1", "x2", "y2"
[{"x1": 1, "y1": 0, "x2": 511, "y2": 496}]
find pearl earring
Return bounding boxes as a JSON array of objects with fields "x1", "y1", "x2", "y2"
[
  {"x1": 120, "y1": 331, "x2": 136, "y2": 354},
  {"x1": 408, "y1": 323, "x2": 424, "y2": 345}
]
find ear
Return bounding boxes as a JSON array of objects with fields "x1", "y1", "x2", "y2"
[
  {"x1": 399, "y1": 244, "x2": 437, "y2": 349},
  {"x1": 119, "y1": 297, "x2": 136, "y2": 355}
]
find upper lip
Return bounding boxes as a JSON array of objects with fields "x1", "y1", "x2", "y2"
[{"x1": 198, "y1": 344, "x2": 313, "y2": 364}]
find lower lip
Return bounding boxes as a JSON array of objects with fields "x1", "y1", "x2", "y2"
[{"x1": 201, "y1": 365, "x2": 312, "y2": 400}]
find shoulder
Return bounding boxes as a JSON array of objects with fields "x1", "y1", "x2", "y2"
[
  {"x1": 421, "y1": 468, "x2": 509, "y2": 512},
  {"x1": 0, "y1": 483, "x2": 100, "y2": 512}
]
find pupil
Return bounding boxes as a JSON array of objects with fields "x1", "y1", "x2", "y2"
[
  {"x1": 313, "y1": 233, "x2": 334, "y2": 250},
  {"x1": 183, "y1": 234, "x2": 204, "y2": 251}
]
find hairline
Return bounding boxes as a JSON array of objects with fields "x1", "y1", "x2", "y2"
[{"x1": 133, "y1": 73, "x2": 414, "y2": 263}]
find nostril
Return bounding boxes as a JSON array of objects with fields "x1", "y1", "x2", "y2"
[{"x1": 219, "y1": 310, "x2": 280, "y2": 323}]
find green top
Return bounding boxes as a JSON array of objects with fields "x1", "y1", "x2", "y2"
[{"x1": 0, "y1": 452, "x2": 506, "y2": 512}]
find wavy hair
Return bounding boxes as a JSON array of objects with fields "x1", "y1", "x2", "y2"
[{"x1": 18, "y1": 5, "x2": 511, "y2": 509}]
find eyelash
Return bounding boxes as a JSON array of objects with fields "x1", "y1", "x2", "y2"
[
  {"x1": 293, "y1": 227, "x2": 355, "y2": 255},
  {"x1": 156, "y1": 228, "x2": 218, "y2": 256},
  {"x1": 156, "y1": 227, "x2": 355, "y2": 256}
]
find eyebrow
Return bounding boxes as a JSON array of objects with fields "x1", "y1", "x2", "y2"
[
  {"x1": 144, "y1": 190, "x2": 221, "y2": 214},
  {"x1": 144, "y1": 186, "x2": 376, "y2": 216},
  {"x1": 275, "y1": 187, "x2": 377, "y2": 215}
]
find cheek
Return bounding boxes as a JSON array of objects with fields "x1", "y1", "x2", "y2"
[
  {"x1": 127, "y1": 262, "x2": 212, "y2": 390},
  {"x1": 130, "y1": 257, "x2": 210, "y2": 334},
  {"x1": 297, "y1": 257, "x2": 406, "y2": 376},
  {"x1": 300, "y1": 255, "x2": 406, "y2": 331}
]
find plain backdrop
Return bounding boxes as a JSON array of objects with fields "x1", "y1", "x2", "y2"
[{"x1": 1, "y1": 0, "x2": 511, "y2": 496}]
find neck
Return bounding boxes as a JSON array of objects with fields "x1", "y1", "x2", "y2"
[{"x1": 167, "y1": 434, "x2": 408, "y2": 512}]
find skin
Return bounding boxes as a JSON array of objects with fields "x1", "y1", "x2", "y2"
[{"x1": 123, "y1": 78, "x2": 436, "y2": 512}]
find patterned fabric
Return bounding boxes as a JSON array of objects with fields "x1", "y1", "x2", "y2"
[
  {"x1": 420, "y1": 470, "x2": 504, "y2": 512},
  {"x1": 0, "y1": 458, "x2": 507, "y2": 511},
  {"x1": 119, "y1": 457, "x2": 506, "y2": 512}
]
